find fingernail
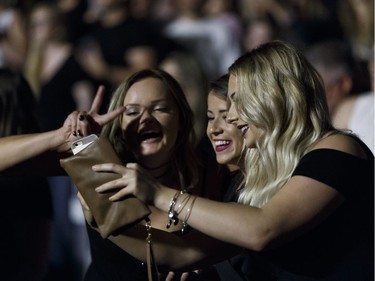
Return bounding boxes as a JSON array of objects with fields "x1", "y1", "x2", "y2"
[
  {"x1": 95, "y1": 187, "x2": 101, "y2": 192},
  {"x1": 79, "y1": 115, "x2": 85, "y2": 121}
]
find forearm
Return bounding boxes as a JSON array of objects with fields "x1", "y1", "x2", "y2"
[
  {"x1": 154, "y1": 187, "x2": 264, "y2": 250},
  {"x1": 80, "y1": 195, "x2": 238, "y2": 271},
  {"x1": 0, "y1": 129, "x2": 67, "y2": 171},
  {"x1": 108, "y1": 225, "x2": 239, "y2": 271}
]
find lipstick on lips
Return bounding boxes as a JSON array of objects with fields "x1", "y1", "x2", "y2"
[{"x1": 214, "y1": 139, "x2": 232, "y2": 152}]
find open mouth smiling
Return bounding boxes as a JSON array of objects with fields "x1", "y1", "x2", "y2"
[
  {"x1": 137, "y1": 130, "x2": 162, "y2": 142},
  {"x1": 238, "y1": 125, "x2": 249, "y2": 137},
  {"x1": 214, "y1": 140, "x2": 232, "y2": 152}
]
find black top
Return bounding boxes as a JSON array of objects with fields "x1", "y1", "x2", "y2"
[
  {"x1": 0, "y1": 176, "x2": 52, "y2": 219},
  {"x1": 36, "y1": 54, "x2": 93, "y2": 131},
  {"x1": 86, "y1": 17, "x2": 177, "y2": 68},
  {"x1": 84, "y1": 223, "x2": 148, "y2": 281},
  {"x1": 245, "y1": 138, "x2": 374, "y2": 280}
]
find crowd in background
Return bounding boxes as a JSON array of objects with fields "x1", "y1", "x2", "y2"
[{"x1": 0, "y1": 0, "x2": 373, "y2": 280}]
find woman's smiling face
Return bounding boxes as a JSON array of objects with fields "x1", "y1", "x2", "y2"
[
  {"x1": 121, "y1": 77, "x2": 180, "y2": 164},
  {"x1": 206, "y1": 92, "x2": 243, "y2": 166}
]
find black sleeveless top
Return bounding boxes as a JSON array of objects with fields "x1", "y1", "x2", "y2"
[{"x1": 244, "y1": 138, "x2": 374, "y2": 281}]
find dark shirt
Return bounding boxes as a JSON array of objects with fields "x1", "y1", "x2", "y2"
[
  {"x1": 36, "y1": 54, "x2": 93, "y2": 131},
  {"x1": 246, "y1": 137, "x2": 374, "y2": 280}
]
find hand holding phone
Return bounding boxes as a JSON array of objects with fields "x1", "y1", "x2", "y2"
[{"x1": 71, "y1": 134, "x2": 99, "y2": 155}]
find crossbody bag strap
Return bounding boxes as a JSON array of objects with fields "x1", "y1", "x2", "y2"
[{"x1": 146, "y1": 218, "x2": 160, "y2": 281}]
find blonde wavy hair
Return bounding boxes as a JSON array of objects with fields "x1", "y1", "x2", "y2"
[{"x1": 228, "y1": 41, "x2": 335, "y2": 207}]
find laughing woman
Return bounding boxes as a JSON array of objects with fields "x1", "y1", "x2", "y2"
[{"x1": 96, "y1": 41, "x2": 374, "y2": 280}]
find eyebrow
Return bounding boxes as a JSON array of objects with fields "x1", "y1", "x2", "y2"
[
  {"x1": 124, "y1": 99, "x2": 168, "y2": 107},
  {"x1": 207, "y1": 109, "x2": 228, "y2": 114}
]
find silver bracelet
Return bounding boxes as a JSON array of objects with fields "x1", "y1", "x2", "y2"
[{"x1": 166, "y1": 190, "x2": 185, "y2": 228}]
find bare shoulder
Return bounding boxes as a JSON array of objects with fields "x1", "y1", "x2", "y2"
[{"x1": 313, "y1": 133, "x2": 368, "y2": 159}]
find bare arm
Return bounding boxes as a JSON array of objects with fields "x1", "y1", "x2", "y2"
[
  {"x1": 77, "y1": 192, "x2": 240, "y2": 271},
  {"x1": 95, "y1": 134, "x2": 362, "y2": 254},
  {"x1": 0, "y1": 128, "x2": 70, "y2": 172},
  {"x1": 0, "y1": 85, "x2": 125, "y2": 173}
]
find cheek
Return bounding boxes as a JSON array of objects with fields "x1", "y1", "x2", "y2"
[
  {"x1": 206, "y1": 125, "x2": 211, "y2": 137},
  {"x1": 226, "y1": 124, "x2": 241, "y2": 138},
  {"x1": 245, "y1": 125, "x2": 260, "y2": 147}
]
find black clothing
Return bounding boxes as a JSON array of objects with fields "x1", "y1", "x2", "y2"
[
  {"x1": 0, "y1": 176, "x2": 53, "y2": 220},
  {"x1": 222, "y1": 170, "x2": 244, "y2": 202},
  {"x1": 214, "y1": 170, "x2": 248, "y2": 281},
  {"x1": 245, "y1": 138, "x2": 374, "y2": 280},
  {"x1": 85, "y1": 17, "x2": 177, "y2": 69},
  {"x1": 84, "y1": 223, "x2": 148, "y2": 281},
  {"x1": 36, "y1": 54, "x2": 93, "y2": 131}
]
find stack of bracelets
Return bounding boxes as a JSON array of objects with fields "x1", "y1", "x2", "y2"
[{"x1": 166, "y1": 190, "x2": 197, "y2": 234}]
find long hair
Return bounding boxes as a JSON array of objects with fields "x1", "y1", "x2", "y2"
[
  {"x1": 101, "y1": 69, "x2": 199, "y2": 189},
  {"x1": 24, "y1": 2, "x2": 68, "y2": 95},
  {"x1": 0, "y1": 67, "x2": 39, "y2": 136},
  {"x1": 228, "y1": 40, "x2": 334, "y2": 207}
]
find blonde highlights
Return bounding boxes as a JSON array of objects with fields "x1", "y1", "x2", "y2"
[{"x1": 229, "y1": 41, "x2": 333, "y2": 207}]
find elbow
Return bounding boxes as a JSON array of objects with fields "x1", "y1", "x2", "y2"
[{"x1": 244, "y1": 228, "x2": 276, "y2": 252}]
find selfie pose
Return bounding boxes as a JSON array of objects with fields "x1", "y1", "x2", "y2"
[{"x1": 94, "y1": 41, "x2": 374, "y2": 280}]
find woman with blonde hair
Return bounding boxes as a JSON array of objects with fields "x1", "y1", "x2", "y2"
[{"x1": 96, "y1": 41, "x2": 374, "y2": 280}]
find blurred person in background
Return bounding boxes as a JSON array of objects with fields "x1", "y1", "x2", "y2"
[
  {"x1": 163, "y1": 0, "x2": 239, "y2": 80},
  {"x1": 0, "y1": 67, "x2": 53, "y2": 281},
  {"x1": 201, "y1": 0, "x2": 243, "y2": 77},
  {"x1": 57, "y1": 0, "x2": 92, "y2": 47},
  {"x1": 160, "y1": 50, "x2": 209, "y2": 150},
  {"x1": 24, "y1": 2, "x2": 96, "y2": 280},
  {"x1": 0, "y1": 0, "x2": 27, "y2": 70},
  {"x1": 337, "y1": 0, "x2": 374, "y2": 66},
  {"x1": 238, "y1": 0, "x2": 345, "y2": 49},
  {"x1": 242, "y1": 17, "x2": 277, "y2": 51},
  {"x1": 77, "y1": 0, "x2": 175, "y2": 88},
  {"x1": 333, "y1": 48, "x2": 374, "y2": 154},
  {"x1": 305, "y1": 40, "x2": 358, "y2": 117}
]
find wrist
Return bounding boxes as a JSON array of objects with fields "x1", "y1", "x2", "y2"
[
  {"x1": 154, "y1": 186, "x2": 176, "y2": 213},
  {"x1": 51, "y1": 128, "x2": 70, "y2": 152}
]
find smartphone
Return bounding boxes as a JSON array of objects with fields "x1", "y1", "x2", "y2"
[{"x1": 71, "y1": 134, "x2": 98, "y2": 155}]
